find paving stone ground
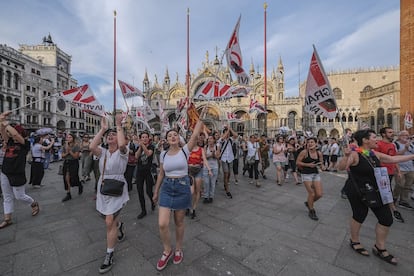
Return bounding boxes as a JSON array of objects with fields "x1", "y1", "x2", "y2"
[{"x1": 0, "y1": 160, "x2": 413, "y2": 276}]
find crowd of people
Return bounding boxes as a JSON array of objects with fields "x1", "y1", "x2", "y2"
[{"x1": 1, "y1": 108, "x2": 414, "y2": 271}]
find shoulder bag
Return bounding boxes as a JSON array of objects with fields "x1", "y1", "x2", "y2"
[
  {"x1": 100, "y1": 151, "x2": 124, "y2": 197},
  {"x1": 349, "y1": 154, "x2": 382, "y2": 208}
]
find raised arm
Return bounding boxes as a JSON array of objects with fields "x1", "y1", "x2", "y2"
[
  {"x1": 89, "y1": 116, "x2": 108, "y2": 157},
  {"x1": 187, "y1": 107, "x2": 207, "y2": 151}
]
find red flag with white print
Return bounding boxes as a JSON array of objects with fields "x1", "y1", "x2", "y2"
[
  {"x1": 60, "y1": 85, "x2": 106, "y2": 117},
  {"x1": 193, "y1": 80, "x2": 250, "y2": 101},
  {"x1": 226, "y1": 15, "x2": 249, "y2": 85},
  {"x1": 118, "y1": 80, "x2": 144, "y2": 98}
]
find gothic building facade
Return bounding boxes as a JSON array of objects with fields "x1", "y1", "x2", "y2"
[
  {"x1": 142, "y1": 50, "x2": 400, "y2": 138},
  {"x1": 143, "y1": 52, "x2": 302, "y2": 138}
]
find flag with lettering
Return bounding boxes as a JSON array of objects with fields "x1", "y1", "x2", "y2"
[
  {"x1": 249, "y1": 98, "x2": 267, "y2": 114},
  {"x1": 118, "y1": 80, "x2": 144, "y2": 98},
  {"x1": 60, "y1": 84, "x2": 107, "y2": 117},
  {"x1": 193, "y1": 80, "x2": 250, "y2": 101},
  {"x1": 225, "y1": 15, "x2": 249, "y2": 85},
  {"x1": 304, "y1": 45, "x2": 338, "y2": 119}
]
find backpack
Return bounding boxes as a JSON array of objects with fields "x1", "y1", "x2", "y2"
[
  {"x1": 162, "y1": 148, "x2": 187, "y2": 160},
  {"x1": 219, "y1": 138, "x2": 233, "y2": 159}
]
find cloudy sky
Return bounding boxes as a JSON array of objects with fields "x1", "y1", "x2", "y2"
[{"x1": 0, "y1": 0, "x2": 400, "y2": 111}]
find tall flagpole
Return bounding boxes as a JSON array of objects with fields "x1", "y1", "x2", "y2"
[
  {"x1": 186, "y1": 8, "x2": 190, "y2": 99},
  {"x1": 113, "y1": 10, "x2": 117, "y2": 122},
  {"x1": 263, "y1": 2, "x2": 268, "y2": 135}
]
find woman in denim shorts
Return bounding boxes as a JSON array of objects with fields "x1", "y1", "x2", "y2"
[
  {"x1": 296, "y1": 137, "x2": 325, "y2": 221},
  {"x1": 153, "y1": 107, "x2": 207, "y2": 271}
]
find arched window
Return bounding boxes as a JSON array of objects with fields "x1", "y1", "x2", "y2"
[
  {"x1": 363, "y1": 85, "x2": 373, "y2": 92},
  {"x1": 341, "y1": 113, "x2": 347, "y2": 122},
  {"x1": 14, "y1": 98, "x2": 20, "y2": 115},
  {"x1": 377, "y1": 108, "x2": 385, "y2": 131},
  {"x1": 288, "y1": 111, "x2": 296, "y2": 129},
  {"x1": 348, "y1": 113, "x2": 353, "y2": 122},
  {"x1": 354, "y1": 113, "x2": 358, "y2": 122},
  {"x1": 387, "y1": 113, "x2": 393, "y2": 128},
  {"x1": 6, "y1": 96, "x2": 12, "y2": 110}
]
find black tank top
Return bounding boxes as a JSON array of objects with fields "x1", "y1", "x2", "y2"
[
  {"x1": 349, "y1": 153, "x2": 379, "y2": 189},
  {"x1": 301, "y1": 150, "x2": 319, "y2": 174}
]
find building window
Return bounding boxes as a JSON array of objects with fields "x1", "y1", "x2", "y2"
[
  {"x1": 13, "y1": 73, "x2": 19, "y2": 89},
  {"x1": 6, "y1": 96, "x2": 12, "y2": 110},
  {"x1": 0, "y1": 68, "x2": 3, "y2": 86},
  {"x1": 6, "y1": 71, "x2": 11, "y2": 87},
  {"x1": 32, "y1": 97, "x2": 36, "y2": 109},
  {"x1": 387, "y1": 113, "x2": 393, "y2": 127},
  {"x1": 333, "y1": 87, "x2": 342, "y2": 99}
]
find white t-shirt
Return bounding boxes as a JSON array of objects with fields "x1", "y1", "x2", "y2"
[
  {"x1": 330, "y1": 143, "x2": 339, "y2": 155},
  {"x1": 160, "y1": 145, "x2": 190, "y2": 177}
]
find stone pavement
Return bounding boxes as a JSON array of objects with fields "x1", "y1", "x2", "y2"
[{"x1": 0, "y1": 161, "x2": 413, "y2": 276}]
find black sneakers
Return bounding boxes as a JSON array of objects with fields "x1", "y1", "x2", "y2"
[
  {"x1": 117, "y1": 222, "x2": 125, "y2": 242},
  {"x1": 99, "y1": 252, "x2": 113, "y2": 274},
  {"x1": 226, "y1": 192, "x2": 233, "y2": 199}
]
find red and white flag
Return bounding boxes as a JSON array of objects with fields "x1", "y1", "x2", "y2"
[
  {"x1": 304, "y1": 45, "x2": 338, "y2": 119},
  {"x1": 118, "y1": 80, "x2": 144, "y2": 98},
  {"x1": 177, "y1": 113, "x2": 187, "y2": 132},
  {"x1": 60, "y1": 84, "x2": 107, "y2": 117},
  {"x1": 134, "y1": 108, "x2": 152, "y2": 131},
  {"x1": 249, "y1": 98, "x2": 267, "y2": 114},
  {"x1": 176, "y1": 97, "x2": 188, "y2": 116},
  {"x1": 135, "y1": 101, "x2": 156, "y2": 121},
  {"x1": 226, "y1": 16, "x2": 249, "y2": 85},
  {"x1": 193, "y1": 80, "x2": 250, "y2": 101},
  {"x1": 226, "y1": 112, "x2": 242, "y2": 122},
  {"x1": 404, "y1": 111, "x2": 413, "y2": 129}
]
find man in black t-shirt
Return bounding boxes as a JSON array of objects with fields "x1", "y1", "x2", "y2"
[{"x1": 135, "y1": 132, "x2": 155, "y2": 219}]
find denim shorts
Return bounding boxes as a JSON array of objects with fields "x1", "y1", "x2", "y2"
[
  {"x1": 159, "y1": 176, "x2": 191, "y2": 210},
  {"x1": 301, "y1": 173, "x2": 321, "y2": 182}
]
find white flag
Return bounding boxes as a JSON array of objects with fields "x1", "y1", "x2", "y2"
[
  {"x1": 60, "y1": 84, "x2": 107, "y2": 117},
  {"x1": 226, "y1": 15, "x2": 249, "y2": 85},
  {"x1": 304, "y1": 46, "x2": 338, "y2": 119},
  {"x1": 118, "y1": 80, "x2": 144, "y2": 98}
]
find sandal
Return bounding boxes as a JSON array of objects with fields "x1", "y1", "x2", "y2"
[
  {"x1": 0, "y1": 219, "x2": 12, "y2": 229},
  {"x1": 372, "y1": 244, "x2": 397, "y2": 265},
  {"x1": 349, "y1": 239, "x2": 369, "y2": 256},
  {"x1": 31, "y1": 201, "x2": 40, "y2": 216}
]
